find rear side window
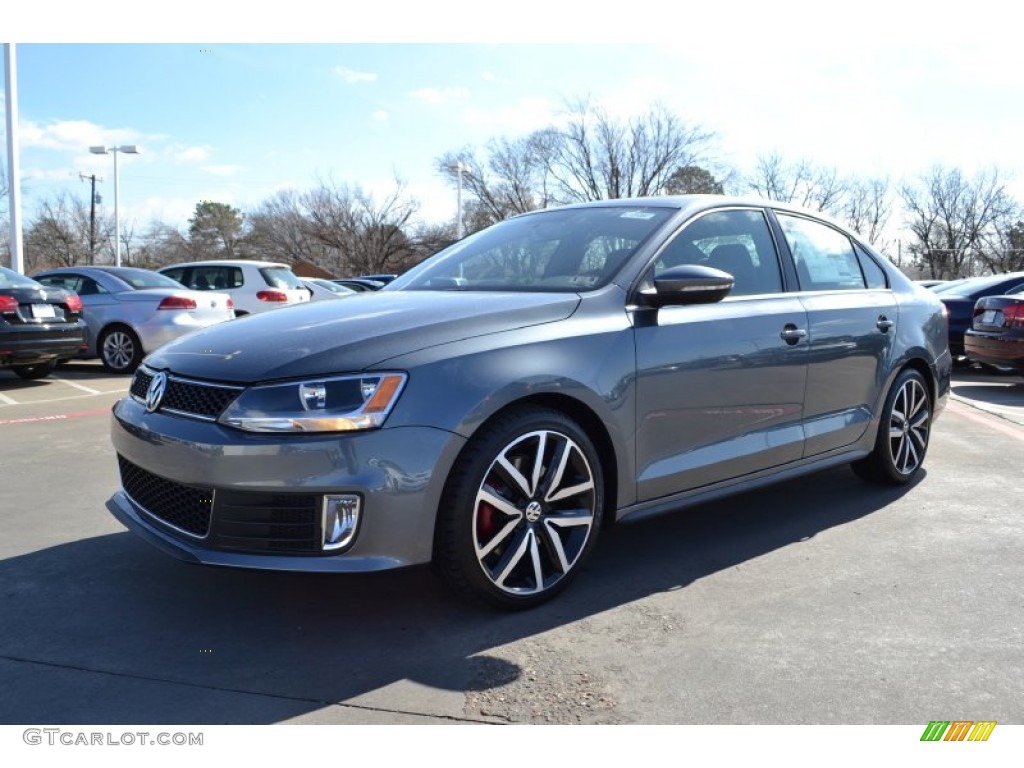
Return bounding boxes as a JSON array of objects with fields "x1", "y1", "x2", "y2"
[
  {"x1": 855, "y1": 245, "x2": 889, "y2": 289},
  {"x1": 188, "y1": 266, "x2": 243, "y2": 291},
  {"x1": 260, "y1": 267, "x2": 305, "y2": 290},
  {"x1": 653, "y1": 209, "x2": 783, "y2": 296},
  {"x1": 777, "y1": 214, "x2": 866, "y2": 291}
]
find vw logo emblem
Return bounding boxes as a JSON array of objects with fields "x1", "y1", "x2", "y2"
[{"x1": 145, "y1": 372, "x2": 168, "y2": 413}]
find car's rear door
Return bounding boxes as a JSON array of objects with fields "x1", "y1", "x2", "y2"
[
  {"x1": 771, "y1": 211, "x2": 898, "y2": 456},
  {"x1": 632, "y1": 207, "x2": 809, "y2": 501}
]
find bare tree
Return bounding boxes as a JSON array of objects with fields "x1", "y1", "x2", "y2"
[
  {"x1": 744, "y1": 153, "x2": 850, "y2": 213},
  {"x1": 900, "y1": 165, "x2": 1019, "y2": 278},
  {"x1": 302, "y1": 176, "x2": 420, "y2": 275},
  {"x1": 544, "y1": 99, "x2": 715, "y2": 203},
  {"x1": 24, "y1": 191, "x2": 112, "y2": 271},
  {"x1": 841, "y1": 176, "x2": 893, "y2": 248},
  {"x1": 246, "y1": 189, "x2": 334, "y2": 266}
]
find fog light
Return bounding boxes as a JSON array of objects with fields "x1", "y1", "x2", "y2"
[{"x1": 322, "y1": 494, "x2": 361, "y2": 551}]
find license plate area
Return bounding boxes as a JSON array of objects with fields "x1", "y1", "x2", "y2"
[{"x1": 31, "y1": 303, "x2": 57, "y2": 319}]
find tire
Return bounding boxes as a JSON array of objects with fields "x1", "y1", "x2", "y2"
[
  {"x1": 435, "y1": 406, "x2": 605, "y2": 609},
  {"x1": 12, "y1": 360, "x2": 58, "y2": 380},
  {"x1": 852, "y1": 369, "x2": 932, "y2": 485},
  {"x1": 99, "y1": 325, "x2": 144, "y2": 374}
]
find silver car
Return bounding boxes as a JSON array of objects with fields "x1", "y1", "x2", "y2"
[
  {"x1": 34, "y1": 266, "x2": 234, "y2": 373},
  {"x1": 108, "y1": 197, "x2": 952, "y2": 608}
]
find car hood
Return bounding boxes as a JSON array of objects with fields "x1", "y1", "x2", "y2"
[{"x1": 144, "y1": 290, "x2": 581, "y2": 382}]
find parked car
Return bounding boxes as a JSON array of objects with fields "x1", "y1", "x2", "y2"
[
  {"x1": 964, "y1": 284, "x2": 1024, "y2": 372},
  {"x1": 303, "y1": 278, "x2": 357, "y2": 302},
  {"x1": 33, "y1": 266, "x2": 234, "y2": 374},
  {"x1": 933, "y1": 272, "x2": 1024, "y2": 363},
  {"x1": 359, "y1": 273, "x2": 398, "y2": 285},
  {"x1": 331, "y1": 278, "x2": 385, "y2": 292},
  {"x1": 158, "y1": 260, "x2": 310, "y2": 316},
  {"x1": 108, "y1": 196, "x2": 951, "y2": 609},
  {"x1": 915, "y1": 279, "x2": 947, "y2": 289},
  {"x1": 0, "y1": 266, "x2": 86, "y2": 380}
]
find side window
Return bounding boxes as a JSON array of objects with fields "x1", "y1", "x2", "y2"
[
  {"x1": 653, "y1": 209, "x2": 783, "y2": 296},
  {"x1": 77, "y1": 277, "x2": 108, "y2": 296},
  {"x1": 777, "y1": 214, "x2": 867, "y2": 291},
  {"x1": 230, "y1": 267, "x2": 244, "y2": 288},
  {"x1": 162, "y1": 268, "x2": 185, "y2": 285},
  {"x1": 855, "y1": 245, "x2": 889, "y2": 289},
  {"x1": 38, "y1": 275, "x2": 81, "y2": 292}
]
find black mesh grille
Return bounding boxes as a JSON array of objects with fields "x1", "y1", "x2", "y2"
[
  {"x1": 130, "y1": 369, "x2": 153, "y2": 400},
  {"x1": 161, "y1": 379, "x2": 241, "y2": 419},
  {"x1": 118, "y1": 455, "x2": 213, "y2": 537},
  {"x1": 212, "y1": 492, "x2": 321, "y2": 553},
  {"x1": 130, "y1": 368, "x2": 242, "y2": 420}
]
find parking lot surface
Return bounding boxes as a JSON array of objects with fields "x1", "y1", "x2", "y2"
[{"x1": 1, "y1": 362, "x2": 1022, "y2": 724}]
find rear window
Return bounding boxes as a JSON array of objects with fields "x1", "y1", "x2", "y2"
[
  {"x1": 260, "y1": 267, "x2": 305, "y2": 290},
  {"x1": 105, "y1": 267, "x2": 183, "y2": 290}
]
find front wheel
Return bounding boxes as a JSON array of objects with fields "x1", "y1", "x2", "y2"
[
  {"x1": 435, "y1": 407, "x2": 605, "y2": 609},
  {"x1": 99, "y1": 326, "x2": 144, "y2": 374},
  {"x1": 852, "y1": 369, "x2": 932, "y2": 485}
]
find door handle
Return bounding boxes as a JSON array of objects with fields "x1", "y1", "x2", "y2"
[
  {"x1": 876, "y1": 316, "x2": 894, "y2": 332},
  {"x1": 780, "y1": 324, "x2": 807, "y2": 344}
]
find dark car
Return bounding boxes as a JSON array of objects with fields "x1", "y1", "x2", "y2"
[
  {"x1": 0, "y1": 266, "x2": 86, "y2": 380},
  {"x1": 933, "y1": 272, "x2": 1024, "y2": 363},
  {"x1": 359, "y1": 273, "x2": 398, "y2": 285},
  {"x1": 964, "y1": 284, "x2": 1024, "y2": 372},
  {"x1": 332, "y1": 278, "x2": 385, "y2": 292},
  {"x1": 108, "y1": 196, "x2": 951, "y2": 609}
]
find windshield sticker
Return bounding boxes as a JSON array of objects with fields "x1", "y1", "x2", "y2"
[{"x1": 620, "y1": 211, "x2": 657, "y2": 220}]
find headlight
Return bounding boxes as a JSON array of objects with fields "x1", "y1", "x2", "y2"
[{"x1": 218, "y1": 373, "x2": 407, "y2": 433}]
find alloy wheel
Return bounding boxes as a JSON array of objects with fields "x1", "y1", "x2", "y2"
[
  {"x1": 473, "y1": 429, "x2": 597, "y2": 597},
  {"x1": 102, "y1": 330, "x2": 136, "y2": 371},
  {"x1": 887, "y1": 376, "x2": 930, "y2": 476}
]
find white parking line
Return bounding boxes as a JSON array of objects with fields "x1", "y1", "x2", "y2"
[
  {"x1": 50, "y1": 375, "x2": 102, "y2": 395},
  {"x1": 0, "y1": 392, "x2": 17, "y2": 405}
]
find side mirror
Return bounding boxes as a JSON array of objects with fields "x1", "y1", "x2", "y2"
[{"x1": 638, "y1": 264, "x2": 734, "y2": 307}]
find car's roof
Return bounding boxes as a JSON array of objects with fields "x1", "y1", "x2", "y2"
[{"x1": 159, "y1": 260, "x2": 290, "y2": 268}]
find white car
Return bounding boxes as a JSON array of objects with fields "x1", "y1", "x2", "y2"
[
  {"x1": 159, "y1": 260, "x2": 310, "y2": 316},
  {"x1": 302, "y1": 278, "x2": 357, "y2": 302}
]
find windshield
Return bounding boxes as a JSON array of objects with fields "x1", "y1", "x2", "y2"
[
  {"x1": 940, "y1": 273, "x2": 1024, "y2": 297},
  {"x1": 0, "y1": 266, "x2": 41, "y2": 289},
  {"x1": 390, "y1": 205, "x2": 678, "y2": 292},
  {"x1": 105, "y1": 267, "x2": 185, "y2": 290}
]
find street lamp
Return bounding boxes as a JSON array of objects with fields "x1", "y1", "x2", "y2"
[{"x1": 89, "y1": 144, "x2": 140, "y2": 266}]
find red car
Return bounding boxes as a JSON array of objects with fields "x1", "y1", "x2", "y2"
[{"x1": 964, "y1": 285, "x2": 1024, "y2": 372}]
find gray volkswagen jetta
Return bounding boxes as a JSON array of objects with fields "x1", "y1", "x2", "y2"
[{"x1": 108, "y1": 196, "x2": 951, "y2": 608}]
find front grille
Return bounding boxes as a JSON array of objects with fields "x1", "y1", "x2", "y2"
[
  {"x1": 212, "y1": 491, "x2": 321, "y2": 553},
  {"x1": 118, "y1": 455, "x2": 324, "y2": 554},
  {"x1": 118, "y1": 455, "x2": 213, "y2": 538},
  {"x1": 130, "y1": 367, "x2": 243, "y2": 421}
]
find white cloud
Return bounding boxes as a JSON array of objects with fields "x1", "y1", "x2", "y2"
[
  {"x1": 19, "y1": 118, "x2": 155, "y2": 154},
  {"x1": 334, "y1": 66, "x2": 378, "y2": 83},
  {"x1": 461, "y1": 96, "x2": 557, "y2": 135},
  {"x1": 173, "y1": 146, "x2": 212, "y2": 163},
  {"x1": 201, "y1": 164, "x2": 245, "y2": 177},
  {"x1": 480, "y1": 71, "x2": 496, "y2": 81},
  {"x1": 372, "y1": 110, "x2": 389, "y2": 123},
  {"x1": 410, "y1": 87, "x2": 470, "y2": 106}
]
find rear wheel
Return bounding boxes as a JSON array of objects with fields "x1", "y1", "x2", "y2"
[
  {"x1": 99, "y1": 325, "x2": 144, "y2": 374},
  {"x1": 435, "y1": 406, "x2": 604, "y2": 609},
  {"x1": 852, "y1": 369, "x2": 932, "y2": 485},
  {"x1": 12, "y1": 360, "x2": 58, "y2": 380}
]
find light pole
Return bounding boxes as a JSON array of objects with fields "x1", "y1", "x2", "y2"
[
  {"x1": 451, "y1": 161, "x2": 467, "y2": 239},
  {"x1": 89, "y1": 144, "x2": 140, "y2": 266}
]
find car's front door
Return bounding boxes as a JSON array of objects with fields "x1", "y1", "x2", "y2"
[{"x1": 632, "y1": 208, "x2": 809, "y2": 502}]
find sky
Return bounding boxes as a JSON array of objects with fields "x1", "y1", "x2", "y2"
[{"x1": 3, "y1": 0, "x2": 1023, "y2": 245}]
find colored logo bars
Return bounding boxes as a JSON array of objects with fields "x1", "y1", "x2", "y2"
[{"x1": 921, "y1": 721, "x2": 997, "y2": 742}]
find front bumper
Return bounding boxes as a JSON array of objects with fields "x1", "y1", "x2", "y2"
[{"x1": 109, "y1": 396, "x2": 466, "y2": 572}]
